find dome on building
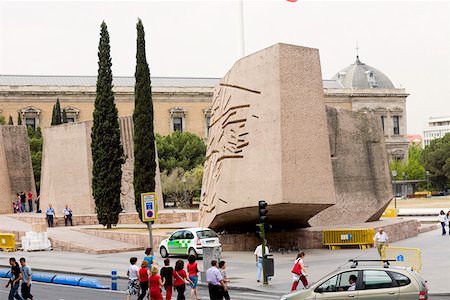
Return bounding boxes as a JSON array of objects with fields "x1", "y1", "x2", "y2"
[{"x1": 332, "y1": 56, "x2": 395, "y2": 89}]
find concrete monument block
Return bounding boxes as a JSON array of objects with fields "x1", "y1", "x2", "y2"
[
  {"x1": 199, "y1": 43, "x2": 336, "y2": 230},
  {"x1": 40, "y1": 116, "x2": 163, "y2": 216},
  {"x1": 308, "y1": 107, "x2": 393, "y2": 226},
  {"x1": 0, "y1": 126, "x2": 36, "y2": 214}
]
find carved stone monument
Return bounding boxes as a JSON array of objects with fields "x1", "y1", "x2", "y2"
[
  {"x1": 40, "y1": 116, "x2": 163, "y2": 216},
  {"x1": 0, "y1": 125, "x2": 37, "y2": 214},
  {"x1": 199, "y1": 43, "x2": 336, "y2": 230}
]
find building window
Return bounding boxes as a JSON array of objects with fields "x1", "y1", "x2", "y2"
[
  {"x1": 63, "y1": 106, "x2": 80, "y2": 123},
  {"x1": 203, "y1": 108, "x2": 212, "y2": 139},
  {"x1": 169, "y1": 107, "x2": 186, "y2": 133},
  {"x1": 19, "y1": 106, "x2": 41, "y2": 131},
  {"x1": 393, "y1": 116, "x2": 400, "y2": 135},
  {"x1": 381, "y1": 116, "x2": 385, "y2": 133},
  {"x1": 173, "y1": 117, "x2": 183, "y2": 132}
]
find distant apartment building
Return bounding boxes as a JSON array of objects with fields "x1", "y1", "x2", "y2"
[{"x1": 423, "y1": 116, "x2": 450, "y2": 146}]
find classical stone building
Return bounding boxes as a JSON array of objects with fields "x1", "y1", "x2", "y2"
[{"x1": 0, "y1": 57, "x2": 408, "y2": 160}]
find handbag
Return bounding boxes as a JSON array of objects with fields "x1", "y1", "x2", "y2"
[{"x1": 291, "y1": 259, "x2": 302, "y2": 275}]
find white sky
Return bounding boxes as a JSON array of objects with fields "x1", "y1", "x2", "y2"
[{"x1": 0, "y1": 0, "x2": 449, "y2": 134}]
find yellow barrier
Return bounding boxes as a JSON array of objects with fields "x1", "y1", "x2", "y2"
[
  {"x1": 382, "y1": 208, "x2": 398, "y2": 218},
  {"x1": 0, "y1": 234, "x2": 16, "y2": 252},
  {"x1": 381, "y1": 246, "x2": 422, "y2": 271},
  {"x1": 323, "y1": 228, "x2": 375, "y2": 250}
]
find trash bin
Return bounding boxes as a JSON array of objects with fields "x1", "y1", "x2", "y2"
[
  {"x1": 201, "y1": 245, "x2": 221, "y2": 282},
  {"x1": 264, "y1": 255, "x2": 274, "y2": 277}
]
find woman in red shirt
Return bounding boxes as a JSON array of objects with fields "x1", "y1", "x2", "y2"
[
  {"x1": 137, "y1": 260, "x2": 149, "y2": 300},
  {"x1": 173, "y1": 260, "x2": 193, "y2": 300},
  {"x1": 149, "y1": 265, "x2": 164, "y2": 300},
  {"x1": 186, "y1": 255, "x2": 200, "y2": 300}
]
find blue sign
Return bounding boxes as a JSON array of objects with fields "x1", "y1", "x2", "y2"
[{"x1": 396, "y1": 255, "x2": 404, "y2": 262}]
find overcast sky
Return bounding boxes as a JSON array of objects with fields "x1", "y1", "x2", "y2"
[{"x1": 0, "y1": 0, "x2": 449, "y2": 134}]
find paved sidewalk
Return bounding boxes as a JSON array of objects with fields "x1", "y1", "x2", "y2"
[{"x1": 1, "y1": 228, "x2": 449, "y2": 295}]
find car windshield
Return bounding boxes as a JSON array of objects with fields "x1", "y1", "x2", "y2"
[{"x1": 197, "y1": 230, "x2": 218, "y2": 239}]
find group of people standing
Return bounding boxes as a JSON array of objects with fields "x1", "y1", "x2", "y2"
[
  {"x1": 438, "y1": 210, "x2": 450, "y2": 235},
  {"x1": 4, "y1": 257, "x2": 33, "y2": 300},
  {"x1": 13, "y1": 191, "x2": 36, "y2": 214},
  {"x1": 126, "y1": 248, "x2": 230, "y2": 300}
]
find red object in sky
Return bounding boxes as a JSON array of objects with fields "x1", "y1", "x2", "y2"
[{"x1": 287, "y1": 0, "x2": 298, "y2": 2}]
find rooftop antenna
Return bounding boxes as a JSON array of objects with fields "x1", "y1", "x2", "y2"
[{"x1": 356, "y1": 41, "x2": 359, "y2": 59}]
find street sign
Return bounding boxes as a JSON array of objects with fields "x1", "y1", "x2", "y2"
[
  {"x1": 396, "y1": 254, "x2": 404, "y2": 262},
  {"x1": 141, "y1": 192, "x2": 158, "y2": 222}
]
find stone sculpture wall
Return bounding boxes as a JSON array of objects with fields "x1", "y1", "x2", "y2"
[
  {"x1": 308, "y1": 107, "x2": 393, "y2": 226},
  {"x1": 0, "y1": 126, "x2": 36, "y2": 214},
  {"x1": 40, "y1": 116, "x2": 163, "y2": 216},
  {"x1": 199, "y1": 43, "x2": 336, "y2": 230}
]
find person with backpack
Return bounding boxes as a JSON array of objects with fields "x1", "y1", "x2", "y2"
[{"x1": 291, "y1": 251, "x2": 308, "y2": 291}]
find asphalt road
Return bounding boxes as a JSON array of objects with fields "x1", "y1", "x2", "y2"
[{"x1": 0, "y1": 278, "x2": 281, "y2": 300}]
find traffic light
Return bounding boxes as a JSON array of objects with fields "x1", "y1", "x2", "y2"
[{"x1": 258, "y1": 200, "x2": 268, "y2": 223}]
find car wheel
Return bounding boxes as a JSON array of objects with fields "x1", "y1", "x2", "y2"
[
  {"x1": 160, "y1": 246, "x2": 169, "y2": 258},
  {"x1": 188, "y1": 247, "x2": 198, "y2": 259}
]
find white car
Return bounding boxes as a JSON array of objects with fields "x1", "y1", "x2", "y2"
[{"x1": 159, "y1": 227, "x2": 221, "y2": 259}]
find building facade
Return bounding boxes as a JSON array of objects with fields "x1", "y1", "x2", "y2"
[
  {"x1": 0, "y1": 57, "x2": 408, "y2": 160},
  {"x1": 423, "y1": 116, "x2": 450, "y2": 147}
]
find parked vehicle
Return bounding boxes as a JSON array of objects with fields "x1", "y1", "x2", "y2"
[
  {"x1": 280, "y1": 260, "x2": 428, "y2": 300},
  {"x1": 159, "y1": 227, "x2": 221, "y2": 259}
]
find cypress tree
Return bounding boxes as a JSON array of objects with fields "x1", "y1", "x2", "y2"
[
  {"x1": 91, "y1": 21, "x2": 124, "y2": 229},
  {"x1": 51, "y1": 105, "x2": 57, "y2": 126},
  {"x1": 62, "y1": 109, "x2": 68, "y2": 123},
  {"x1": 8, "y1": 115, "x2": 13, "y2": 125},
  {"x1": 55, "y1": 98, "x2": 62, "y2": 125},
  {"x1": 133, "y1": 19, "x2": 156, "y2": 221},
  {"x1": 17, "y1": 112, "x2": 22, "y2": 125}
]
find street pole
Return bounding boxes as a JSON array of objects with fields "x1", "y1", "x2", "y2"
[
  {"x1": 391, "y1": 170, "x2": 397, "y2": 210},
  {"x1": 259, "y1": 223, "x2": 267, "y2": 285},
  {"x1": 147, "y1": 221, "x2": 153, "y2": 250}
]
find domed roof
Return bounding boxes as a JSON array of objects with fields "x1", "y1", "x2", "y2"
[{"x1": 332, "y1": 56, "x2": 395, "y2": 89}]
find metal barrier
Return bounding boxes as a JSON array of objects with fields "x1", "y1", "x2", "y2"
[
  {"x1": 382, "y1": 208, "x2": 398, "y2": 218},
  {"x1": 381, "y1": 246, "x2": 422, "y2": 271},
  {"x1": 323, "y1": 228, "x2": 375, "y2": 250},
  {"x1": 0, "y1": 234, "x2": 16, "y2": 252}
]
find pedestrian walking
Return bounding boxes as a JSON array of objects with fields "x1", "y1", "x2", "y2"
[
  {"x1": 5, "y1": 257, "x2": 24, "y2": 300},
  {"x1": 144, "y1": 247, "x2": 154, "y2": 266},
  {"x1": 160, "y1": 258, "x2": 173, "y2": 300},
  {"x1": 45, "y1": 204, "x2": 55, "y2": 227},
  {"x1": 218, "y1": 261, "x2": 230, "y2": 300},
  {"x1": 63, "y1": 204, "x2": 73, "y2": 226},
  {"x1": 149, "y1": 265, "x2": 164, "y2": 300},
  {"x1": 126, "y1": 257, "x2": 141, "y2": 300},
  {"x1": 291, "y1": 251, "x2": 308, "y2": 291},
  {"x1": 27, "y1": 191, "x2": 33, "y2": 212},
  {"x1": 19, "y1": 258, "x2": 33, "y2": 300},
  {"x1": 206, "y1": 260, "x2": 227, "y2": 300},
  {"x1": 373, "y1": 227, "x2": 389, "y2": 257},
  {"x1": 137, "y1": 260, "x2": 149, "y2": 300},
  {"x1": 439, "y1": 210, "x2": 448, "y2": 235},
  {"x1": 447, "y1": 211, "x2": 450, "y2": 235},
  {"x1": 254, "y1": 241, "x2": 269, "y2": 282},
  {"x1": 186, "y1": 255, "x2": 200, "y2": 300},
  {"x1": 173, "y1": 260, "x2": 192, "y2": 300}
]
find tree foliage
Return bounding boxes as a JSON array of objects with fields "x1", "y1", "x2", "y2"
[
  {"x1": 390, "y1": 143, "x2": 426, "y2": 181},
  {"x1": 133, "y1": 19, "x2": 156, "y2": 221},
  {"x1": 161, "y1": 166, "x2": 203, "y2": 208},
  {"x1": 422, "y1": 133, "x2": 450, "y2": 190},
  {"x1": 51, "y1": 99, "x2": 62, "y2": 126},
  {"x1": 0, "y1": 115, "x2": 5, "y2": 125},
  {"x1": 91, "y1": 21, "x2": 124, "y2": 229},
  {"x1": 17, "y1": 112, "x2": 22, "y2": 125},
  {"x1": 28, "y1": 127, "x2": 43, "y2": 194},
  {"x1": 155, "y1": 131, "x2": 206, "y2": 173}
]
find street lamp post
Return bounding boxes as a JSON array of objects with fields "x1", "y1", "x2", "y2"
[
  {"x1": 391, "y1": 170, "x2": 397, "y2": 210},
  {"x1": 401, "y1": 172, "x2": 406, "y2": 199}
]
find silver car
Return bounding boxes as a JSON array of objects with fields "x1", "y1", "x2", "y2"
[{"x1": 281, "y1": 260, "x2": 428, "y2": 300}]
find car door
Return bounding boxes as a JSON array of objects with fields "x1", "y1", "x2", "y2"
[
  {"x1": 314, "y1": 271, "x2": 359, "y2": 299},
  {"x1": 357, "y1": 270, "x2": 399, "y2": 300},
  {"x1": 389, "y1": 271, "x2": 418, "y2": 300},
  {"x1": 167, "y1": 230, "x2": 184, "y2": 255}
]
